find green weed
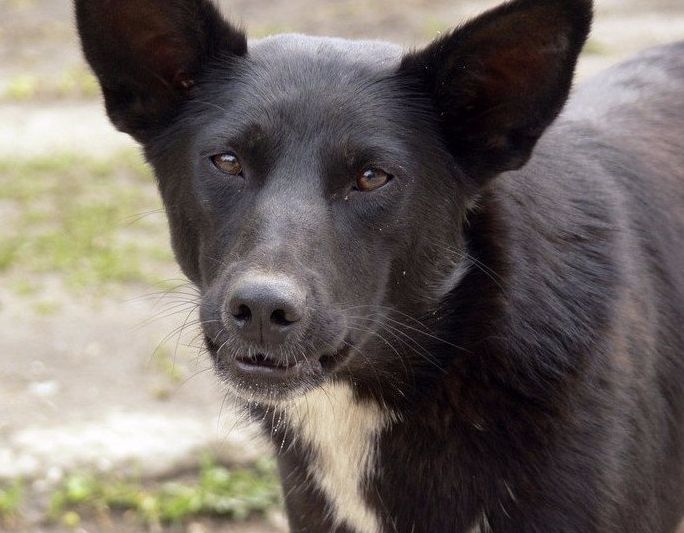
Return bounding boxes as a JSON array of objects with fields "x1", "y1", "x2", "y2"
[
  {"x1": 251, "y1": 24, "x2": 293, "y2": 38},
  {"x1": 0, "y1": 481, "x2": 23, "y2": 520},
  {"x1": 2, "y1": 66, "x2": 100, "y2": 102},
  {"x1": 0, "y1": 150, "x2": 176, "y2": 291},
  {"x1": 153, "y1": 345, "x2": 185, "y2": 384},
  {"x1": 49, "y1": 458, "x2": 281, "y2": 526},
  {"x1": 583, "y1": 39, "x2": 609, "y2": 55}
]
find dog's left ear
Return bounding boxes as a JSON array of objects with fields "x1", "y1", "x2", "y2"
[{"x1": 399, "y1": 0, "x2": 592, "y2": 183}]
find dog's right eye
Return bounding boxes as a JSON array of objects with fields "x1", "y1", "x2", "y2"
[
  {"x1": 356, "y1": 167, "x2": 392, "y2": 192},
  {"x1": 211, "y1": 153, "x2": 243, "y2": 176}
]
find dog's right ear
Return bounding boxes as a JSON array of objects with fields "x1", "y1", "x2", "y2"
[{"x1": 75, "y1": 0, "x2": 246, "y2": 140}]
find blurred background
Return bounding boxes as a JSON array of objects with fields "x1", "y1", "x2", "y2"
[{"x1": 1, "y1": 0, "x2": 683, "y2": 531}]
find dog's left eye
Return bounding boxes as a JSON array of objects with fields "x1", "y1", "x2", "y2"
[
  {"x1": 356, "y1": 168, "x2": 392, "y2": 192},
  {"x1": 211, "y1": 152, "x2": 243, "y2": 176}
]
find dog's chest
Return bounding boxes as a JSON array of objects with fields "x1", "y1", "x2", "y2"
[{"x1": 283, "y1": 383, "x2": 393, "y2": 533}]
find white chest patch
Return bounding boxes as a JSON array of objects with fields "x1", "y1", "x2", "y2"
[{"x1": 282, "y1": 382, "x2": 395, "y2": 533}]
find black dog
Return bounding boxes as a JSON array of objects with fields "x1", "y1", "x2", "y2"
[{"x1": 76, "y1": 0, "x2": 684, "y2": 530}]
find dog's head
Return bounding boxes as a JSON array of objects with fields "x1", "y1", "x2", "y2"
[{"x1": 77, "y1": 0, "x2": 591, "y2": 403}]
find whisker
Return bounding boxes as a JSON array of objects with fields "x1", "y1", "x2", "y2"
[
  {"x1": 444, "y1": 246, "x2": 505, "y2": 291},
  {"x1": 370, "y1": 314, "x2": 471, "y2": 353},
  {"x1": 348, "y1": 319, "x2": 446, "y2": 374}
]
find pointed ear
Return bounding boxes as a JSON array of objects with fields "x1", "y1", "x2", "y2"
[
  {"x1": 75, "y1": 0, "x2": 246, "y2": 140},
  {"x1": 399, "y1": 0, "x2": 592, "y2": 183}
]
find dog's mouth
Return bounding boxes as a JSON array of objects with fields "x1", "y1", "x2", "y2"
[
  {"x1": 205, "y1": 336, "x2": 352, "y2": 401},
  {"x1": 235, "y1": 348, "x2": 349, "y2": 374},
  {"x1": 235, "y1": 352, "x2": 298, "y2": 372}
]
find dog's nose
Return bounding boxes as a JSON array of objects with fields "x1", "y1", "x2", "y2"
[{"x1": 227, "y1": 276, "x2": 305, "y2": 345}]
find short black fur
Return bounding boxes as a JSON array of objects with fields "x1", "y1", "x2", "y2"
[{"x1": 76, "y1": 0, "x2": 684, "y2": 531}]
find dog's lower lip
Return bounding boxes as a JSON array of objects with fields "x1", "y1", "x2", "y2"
[{"x1": 235, "y1": 353, "x2": 298, "y2": 371}]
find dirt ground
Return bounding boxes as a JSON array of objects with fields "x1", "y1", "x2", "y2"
[{"x1": 1, "y1": 0, "x2": 683, "y2": 532}]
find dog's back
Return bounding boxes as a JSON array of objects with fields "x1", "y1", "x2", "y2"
[
  {"x1": 569, "y1": 42, "x2": 684, "y2": 228},
  {"x1": 476, "y1": 42, "x2": 684, "y2": 530},
  {"x1": 574, "y1": 42, "x2": 684, "y2": 527}
]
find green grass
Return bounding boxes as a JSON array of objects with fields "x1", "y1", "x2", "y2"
[
  {"x1": 153, "y1": 345, "x2": 185, "y2": 384},
  {"x1": 7, "y1": 0, "x2": 38, "y2": 8},
  {"x1": 422, "y1": 16, "x2": 449, "y2": 39},
  {"x1": 0, "y1": 481, "x2": 23, "y2": 522},
  {"x1": 250, "y1": 24, "x2": 294, "y2": 39},
  {"x1": 32, "y1": 300, "x2": 61, "y2": 316},
  {"x1": 2, "y1": 66, "x2": 100, "y2": 102},
  {"x1": 49, "y1": 458, "x2": 281, "y2": 527},
  {"x1": 0, "y1": 150, "x2": 175, "y2": 292},
  {"x1": 583, "y1": 39, "x2": 610, "y2": 56}
]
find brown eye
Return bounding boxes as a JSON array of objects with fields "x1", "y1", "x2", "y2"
[
  {"x1": 211, "y1": 152, "x2": 243, "y2": 176},
  {"x1": 356, "y1": 168, "x2": 392, "y2": 192}
]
